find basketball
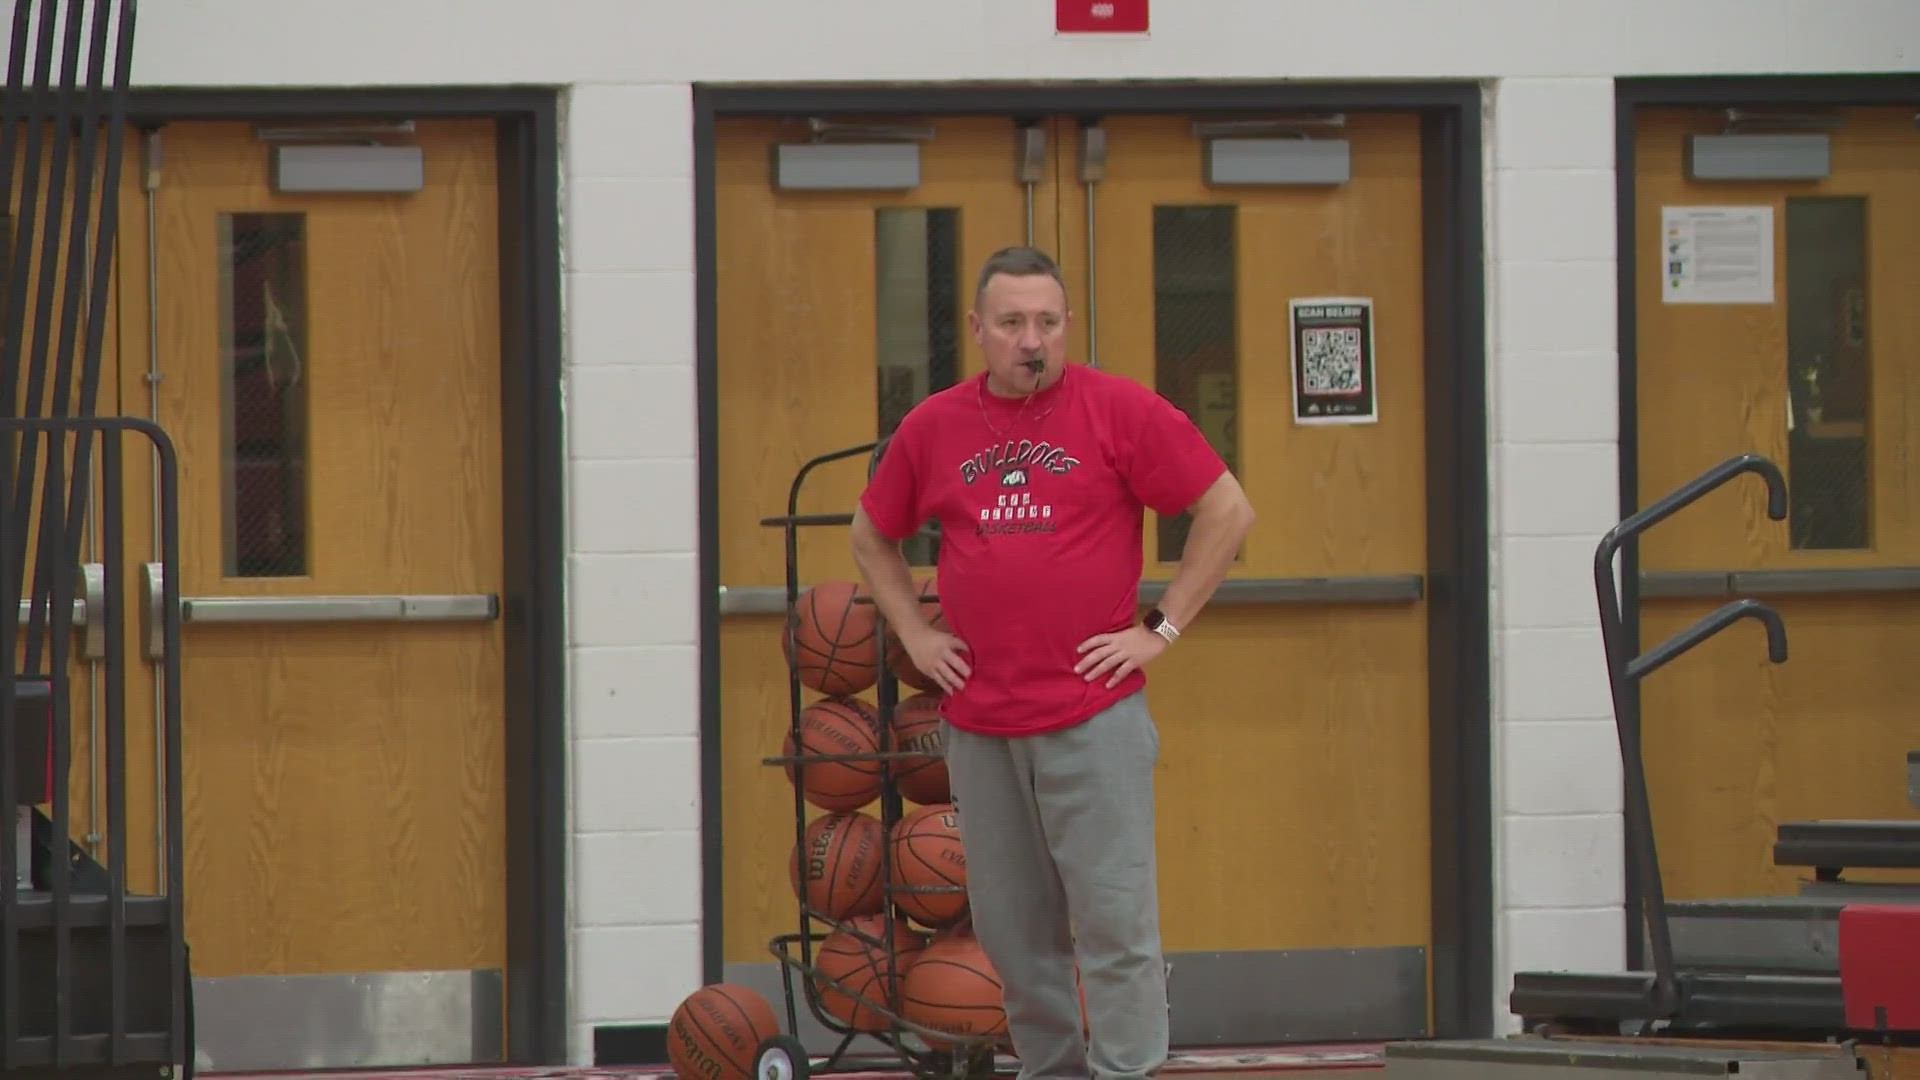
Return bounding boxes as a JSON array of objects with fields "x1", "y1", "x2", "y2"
[
  {"x1": 789, "y1": 810, "x2": 886, "y2": 919},
  {"x1": 785, "y1": 580, "x2": 881, "y2": 696},
  {"x1": 889, "y1": 803, "x2": 969, "y2": 927},
  {"x1": 883, "y1": 575, "x2": 946, "y2": 691},
  {"x1": 667, "y1": 982, "x2": 781, "y2": 1080},
  {"x1": 813, "y1": 915, "x2": 927, "y2": 1030},
  {"x1": 889, "y1": 692, "x2": 949, "y2": 805},
  {"x1": 783, "y1": 696, "x2": 883, "y2": 811},
  {"x1": 900, "y1": 931, "x2": 1008, "y2": 1045}
]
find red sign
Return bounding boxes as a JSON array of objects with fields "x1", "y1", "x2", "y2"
[{"x1": 1057, "y1": 0, "x2": 1148, "y2": 33}]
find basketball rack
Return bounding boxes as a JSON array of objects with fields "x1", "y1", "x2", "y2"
[{"x1": 755, "y1": 439, "x2": 1013, "y2": 1080}]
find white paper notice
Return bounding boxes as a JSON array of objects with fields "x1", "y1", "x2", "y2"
[{"x1": 1662, "y1": 206, "x2": 1774, "y2": 305}]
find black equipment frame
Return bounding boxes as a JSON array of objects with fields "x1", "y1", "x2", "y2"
[
  {"x1": 1502, "y1": 452, "x2": 1908, "y2": 1039},
  {"x1": 1, "y1": 416, "x2": 189, "y2": 1077},
  {"x1": 755, "y1": 439, "x2": 1010, "y2": 1080},
  {"x1": 0, "y1": 4, "x2": 193, "y2": 1076}
]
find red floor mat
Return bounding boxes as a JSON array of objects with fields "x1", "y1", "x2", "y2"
[{"x1": 211, "y1": 1043, "x2": 1386, "y2": 1078}]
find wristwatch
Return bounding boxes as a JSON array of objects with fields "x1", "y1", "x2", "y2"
[{"x1": 1143, "y1": 608, "x2": 1180, "y2": 644}]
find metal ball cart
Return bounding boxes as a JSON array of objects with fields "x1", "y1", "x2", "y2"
[{"x1": 754, "y1": 441, "x2": 1012, "y2": 1080}]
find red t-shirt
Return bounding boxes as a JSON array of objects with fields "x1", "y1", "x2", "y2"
[{"x1": 859, "y1": 364, "x2": 1227, "y2": 737}]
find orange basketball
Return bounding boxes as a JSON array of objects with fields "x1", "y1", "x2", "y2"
[
  {"x1": 789, "y1": 810, "x2": 886, "y2": 919},
  {"x1": 889, "y1": 803, "x2": 969, "y2": 927},
  {"x1": 883, "y1": 576, "x2": 946, "y2": 692},
  {"x1": 812, "y1": 915, "x2": 926, "y2": 1030},
  {"x1": 668, "y1": 982, "x2": 781, "y2": 1080},
  {"x1": 784, "y1": 696, "x2": 882, "y2": 811},
  {"x1": 900, "y1": 931, "x2": 1008, "y2": 1045},
  {"x1": 889, "y1": 692, "x2": 949, "y2": 805},
  {"x1": 785, "y1": 581, "x2": 880, "y2": 696}
]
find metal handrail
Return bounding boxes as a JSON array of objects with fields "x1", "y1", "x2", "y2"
[
  {"x1": 1625, "y1": 598, "x2": 1785, "y2": 684},
  {"x1": 1593, "y1": 451, "x2": 1789, "y2": 1016}
]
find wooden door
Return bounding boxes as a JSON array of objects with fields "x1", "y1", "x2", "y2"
[
  {"x1": 1074, "y1": 114, "x2": 1433, "y2": 1024},
  {"x1": 1633, "y1": 106, "x2": 1920, "y2": 901},
  {"x1": 715, "y1": 115, "x2": 1038, "y2": 965},
  {"x1": 714, "y1": 111, "x2": 1436, "y2": 1045},
  {"x1": 109, "y1": 120, "x2": 509, "y2": 1066}
]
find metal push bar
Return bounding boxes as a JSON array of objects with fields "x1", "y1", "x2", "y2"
[
  {"x1": 22, "y1": 572, "x2": 498, "y2": 665},
  {"x1": 719, "y1": 574, "x2": 1424, "y2": 615}
]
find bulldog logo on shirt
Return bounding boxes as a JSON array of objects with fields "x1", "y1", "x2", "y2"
[{"x1": 954, "y1": 440, "x2": 1077, "y2": 538}]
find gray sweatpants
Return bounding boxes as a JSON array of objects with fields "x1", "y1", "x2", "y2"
[{"x1": 941, "y1": 692, "x2": 1168, "y2": 1080}]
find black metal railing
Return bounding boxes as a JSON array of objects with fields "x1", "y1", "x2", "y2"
[
  {"x1": 1, "y1": 418, "x2": 185, "y2": 1074},
  {"x1": 1593, "y1": 452, "x2": 1789, "y2": 1016},
  {"x1": 0, "y1": 2, "x2": 183, "y2": 1075}
]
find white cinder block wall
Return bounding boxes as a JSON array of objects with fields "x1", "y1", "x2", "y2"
[
  {"x1": 121, "y1": 0, "x2": 1920, "y2": 1065},
  {"x1": 561, "y1": 83, "x2": 705, "y2": 1061},
  {"x1": 1485, "y1": 78, "x2": 1628, "y2": 1030}
]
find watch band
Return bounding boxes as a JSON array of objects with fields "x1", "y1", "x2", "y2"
[{"x1": 1145, "y1": 608, "x2": 1180, "y2": 643}]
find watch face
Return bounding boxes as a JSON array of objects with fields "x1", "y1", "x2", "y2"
[{"x1": 1144, "y1": 610, "x2": 1164, "y2": 629}]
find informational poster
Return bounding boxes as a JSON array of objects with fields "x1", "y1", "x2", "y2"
[
  {"x1": 1289, "y1": 297, "x2": 1378, "y2": 425},
  {"x1": 1661, "y1": 206, "x2": 1775, "y2": 305}
]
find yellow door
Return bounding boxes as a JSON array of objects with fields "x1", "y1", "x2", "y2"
[
  {"x1": 1633, "y1": 106, "x2": 1920, "y2": 902},
  {"x1": 715, "y1": 111, "x2": 1436, "y2": 1045},
  {"x1": 714, "y1": 114, "x2": 1037, "y2": 971},
  {"x1": 1074, "y1": 112, "x2": 1433, "y2": 1016},
  {"x1": 109, "y1": 120, "x2": 510, "y2": 1070}
]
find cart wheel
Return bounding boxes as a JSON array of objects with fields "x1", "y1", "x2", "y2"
[
  {"x1": 756, "y1": 1035, "x2": 811, "y2": 1080},
  {"x1": 961, "y1": 1041, "x2": 998, "y2": 1080}
]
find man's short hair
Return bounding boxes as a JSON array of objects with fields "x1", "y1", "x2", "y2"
[{"x1": 974, "y1": 246, "x2": 1068, "y2": 310}]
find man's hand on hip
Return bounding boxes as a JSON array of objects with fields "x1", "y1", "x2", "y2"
[
  {"x1": 1073, "y1": 626, "x2": 1168, "y2": 689},
  {"x1": 901, "y1": 625, "x2": 972, "y2": 694}
]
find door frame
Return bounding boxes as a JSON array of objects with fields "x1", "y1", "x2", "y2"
[
  {"x1": 86, "y1": 86, "x2": 569, "y2": 1065},
  {"x1": 1611, "y1": 72, "x2": 1920, "y2": 981},
  {"x1": 692, "y1": 80, "x2": 1494, "y2": 1040}
]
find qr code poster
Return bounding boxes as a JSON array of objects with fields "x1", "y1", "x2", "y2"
[{"x1": 1289, "y1": 297, "x2": 1378, "y2": 425}]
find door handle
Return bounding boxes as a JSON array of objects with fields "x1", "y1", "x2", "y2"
[
  {"x1": 13, "y1": 562, "x2": 106, "y2": 659},
  {"x1": 13, "y1": 599, "x2": 89, "y2": 629},
  {"x1": 139, "y1": 563, "x2": 498, "y2": 659},
  {"x1": 717, "y1": 574, "x2": 1424, "y2": 615}
]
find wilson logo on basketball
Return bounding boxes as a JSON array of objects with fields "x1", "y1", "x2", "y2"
[
  {"x1": 791, "y1": 811, "x2": 886, "y2": 920},
  {"x1": 670, "y1": 1025, "x2": 724, "y2": 1080},
  {"x1": 804, "y1": 831, "x2": 833, "y2": 874},
  {"x1": 667, "y1": 983, "x2": 780, "y2": 1080}
]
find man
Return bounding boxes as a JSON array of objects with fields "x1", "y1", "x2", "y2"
[{"x1": 850, "y1": 246, "x2": 1256, "y2": 1080}]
